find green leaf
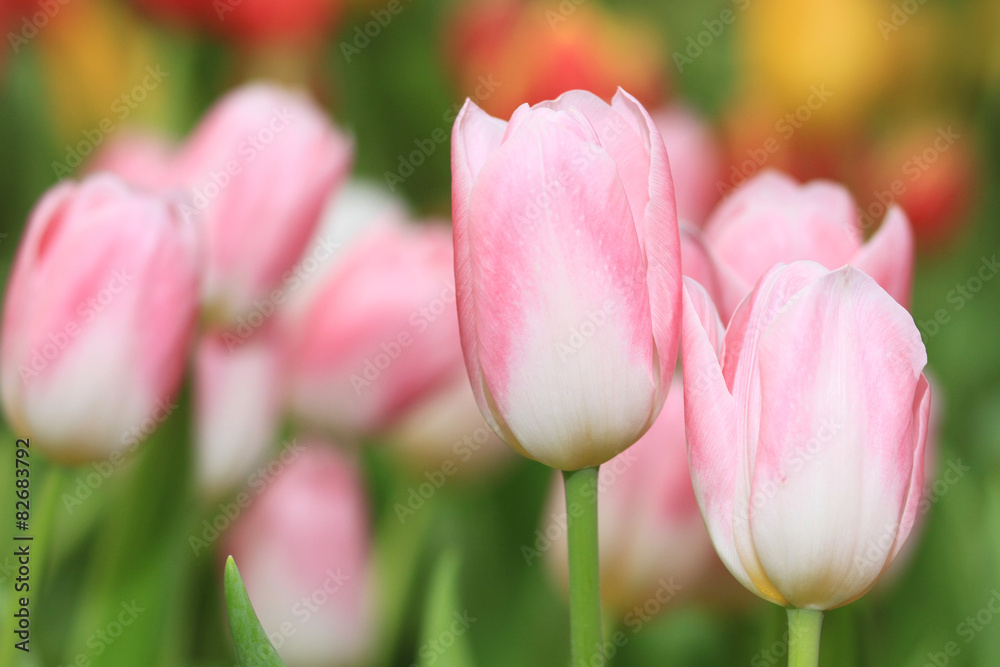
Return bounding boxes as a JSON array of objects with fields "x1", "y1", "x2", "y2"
[
  {"x1": 224, "y1": 556, "x2": 285, "y2": 667},
  {"x1": 418, "y1": 549, "x2": 475, "y2": 667}
]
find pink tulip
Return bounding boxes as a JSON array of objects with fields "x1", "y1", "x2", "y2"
[
  {"x1": 702, "y1": 170, "x2": 914, "y2": 320},
  {"x1": 681, "y1": 262, "x2": 930, "y2": 610},
  {"x1": 281, "y1": 180, "x2": 411, "y2": 322},
  {"x1": 545, "y1": 375, "x2": 716, "y2": 612},
  {"x1": 0, "y1": 175, "x2": 199, "y2": 463},
  {"x1": 451, "y1": 89, "x2": 682, "y2": 470},
  {"x1": 224, "y1": 442, "x2": 373, "y2": 666},
  {"x1": 194, "y1": 327, "x2": 284, "y2": 498},
  {"x1": 653, "y1": 105, "x2": 723, "y2": 226},
  {"x1": 173, "y1": 84, "x2": 352, "y2": 322},
  {"x1": 286, "y1": 222, "x2": 463, "y2": 438}
]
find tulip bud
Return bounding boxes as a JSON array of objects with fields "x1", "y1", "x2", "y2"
[
  {"x1": 223, "y1": 442, "x2": 373, "y2": 666},
  {"x1": 194, "y1": 327, "x2": 284, "y2": 499},
  {"x1": 286, "y1": 222, "x2": 462, "y2": 438},
  {"x1": 451, "y1": 89, "x2": 682, "y2": 470},
  {"x1": 702, "y1": 170, "x2": 915, "y2": 320},
  {"x1": 173, "y1": 84, "x2": 352, "y2": 323},
  {"x1": 682, "y1": 263, "x2": 930, "y2": 610},
  {"x1": 545, "y1": 375, "x2": 717, "y2": 613},
  {"x1": 1, "y1": 175, "x2": 199, "y2": 463}
]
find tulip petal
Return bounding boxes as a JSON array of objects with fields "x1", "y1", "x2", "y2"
[
  {"x1": 683, "y1": 278, "x2": 725, "y2": 361},
  {"x1": 455, "y1": 100, "x2": 510, "y2": 185},
  {"x1": 723, "y1": 261, "x2": 829, "y2": 604},
  {"x1": 749, "y1": 266, "x2": 927, "y2": 609},
  {"x1": 544, "y1": 90, "x2": 652, "y2": 237},
  {"x1": 452, "y1": 100, "x2": 508, "y2": 433},
  {"x1": 851, "y1": 205, "x2": 915, "y2": 308},
  {"x1": 467, "y1": 113, "x2": 655, "y2": 470},
  {"x1": 886, "y1": 374, "x2": 931, "y2": 564},
  {"x1": 681, "y1": 280, "x2": 759, "y2": 596},
  {"x1": 612, "y1": 89, "x2": 683, "y2": 394}
]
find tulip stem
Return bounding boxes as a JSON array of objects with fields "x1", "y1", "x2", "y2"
[
  {"x1": 563, "y1": 466, "x2": 603, "y2": 667},
  {"x1": 787, "y1": 608, "x2": 824, "y2": 667}
]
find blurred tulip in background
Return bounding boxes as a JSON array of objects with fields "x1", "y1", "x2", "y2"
[
  {"x1": 286, "y1": 218, "x2": 462, "y2": 438},
  {"x1": 223, "y1": 441, "x2": 374, "y2": 666},
  {"x1": 194, "y1": 326, "x2": 285, "y2": 498},
  {"x1": 0, "y1": 175, "x2": 199, "y2": 463},
  {"x1": 171, "y1": 84, "x2": 353, "y2": 322},
  {"x1": 700, "y1": 170, "x2": 915, "y2": 319},
  {"x1": 133, "y1": 0, "x2": 346, "y2": 46},
  {"x1": 653, "y1": 104, "x2": 723, "y2": 226}
]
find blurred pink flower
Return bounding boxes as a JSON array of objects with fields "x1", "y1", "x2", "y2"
[
  {"x1": 194, "y1": 326, "x2": 284, "y2": 498},
  {"x1": 90, "y1": 85, "x2": 353, "y2": 325},
  {"x1": 285, "y1": 220, "x2": 461, "y2": 436},
  {"x1": 278, "y1": 182, "x2": 509, "y2": 474},
  {"x1": 172, "y1": 84, "x2": 352, "y2": 323},
  {"x1": 653, "y1": 105, "x2": 723, "y2": 226},
  {"x1": 224, "y1": 442, "x2": 373, "y2": 666},
  {"x1": 0, "y1": 175, "x2": 199, "y2": 463},
  {"x1": 700, "y1": 170, "x2": 914, "y2": 321}
]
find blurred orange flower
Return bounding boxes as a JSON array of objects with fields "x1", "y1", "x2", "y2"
[{"x1": 446, "y1": 0, "x2": 667, "y2": 118}]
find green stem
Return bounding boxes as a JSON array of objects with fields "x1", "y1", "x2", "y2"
[
  {"x1": 563, "y1": 467, "x2": 603, "y2": 667},
  {"x1": 34, "y1": 465, "x2": 64, "y2": 588},
  {"x1": 787, "y1": 608, "x2": 824, "y2": 667}
]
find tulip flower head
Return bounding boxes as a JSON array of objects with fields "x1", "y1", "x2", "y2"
[
  {"x1": 702, "y1": 170, "x2": 915, "y2": 320},
  {"x1": 172, "y1": 84, "x2": 352, "y2": 323},
  {"x1": 682, "y1": 262, "x2": 930, "y2": 610},
  {"x1": 1, "y1": 175, "x2": 199, "y2": 463},
  {"x1": 286, "y1": 221, "x2": 463, "y2": 438},
  {"x1": 88, "y1": 84, "x2": 353, "y2": 327},
  {"x1": 451, "y1": 89, "x2": 682, "y2": 470}
]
